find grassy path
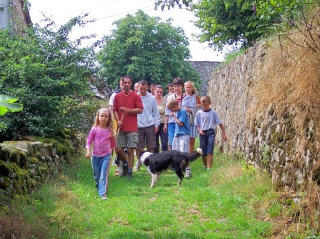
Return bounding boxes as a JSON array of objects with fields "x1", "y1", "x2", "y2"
[{"x1": 11, "y1": 152, "x2": 274, "y2": 238}]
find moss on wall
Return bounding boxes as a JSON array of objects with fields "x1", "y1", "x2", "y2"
[{"x1": 0, "y1": 131, "x2": 85, "y2": 199}]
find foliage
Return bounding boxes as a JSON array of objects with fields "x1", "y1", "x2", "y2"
[
  {"x1": 223, "y1": 47, "x2": 247, "y2": 64},
  {"x1": 97, "y1": 10, "x2": 200, "y2": 89},
  {"x1": 154, "y1": 0, "x2": 193, "y2": 10},
  {"x1": 0, "y1": 94, "x2": 23, "y2": 116},
  {"x1": 0, "y1": 15, "x2": 99, "y2": 141},
  {"x1": 153, "y1": 0, "x2": 319, "y2": 50}
]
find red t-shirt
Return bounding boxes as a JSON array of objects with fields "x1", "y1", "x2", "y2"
[{"x1": 113, "y1": 90, "x2": 143, "y2": 132}]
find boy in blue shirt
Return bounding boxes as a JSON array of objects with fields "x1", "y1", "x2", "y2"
[
  {"x1": 195, "y1": 96, "x2": 227, "y2": 170},
  {"x1": 167, "y1": 99, "x2": 192, "y2": 177}
]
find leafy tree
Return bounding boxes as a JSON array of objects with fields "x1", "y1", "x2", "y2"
[
  {"x1": 0, "y1": 15, "x2": 99, "y2": 140},
  {"x1": 97, "y1": 10, "x2": 200, "y2": 89},
  {"x1": 155, "y1": 0, "x2": 193, "y2": 10},
  {"x1": 154, "y1": 0, "x2": 319, "y2": 50}
]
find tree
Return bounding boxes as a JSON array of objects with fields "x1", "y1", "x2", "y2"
[
  {"x1": 154, "y1": 0, "x2": 319, "y2": 50},
  {"x1": 97, "y1": 10, "x2": 200, "y2": 89},
  {"x1": 154, "y1": 0, "x2": 193, "y2": 10},
  {"x1": 0, "y1": 15, "x2": 99, "y2": 140}
]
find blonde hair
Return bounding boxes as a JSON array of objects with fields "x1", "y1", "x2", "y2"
[
  {"x1": 93, "y1": 108, "x2": 114, "y2": 135},
  {"x1": 184, "y1": 81, "x2": 196, "y2": 95},
  {"x1": 167, "y1": 99, "x2": 179, "y2": 110}
]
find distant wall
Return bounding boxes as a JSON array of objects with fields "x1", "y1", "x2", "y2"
[
  {"x1": 208, "y1": 43, "x2": 320, "y2": 191},
  {"x1": 188, "y1": 61, "x2": 221, "y2": 96}
]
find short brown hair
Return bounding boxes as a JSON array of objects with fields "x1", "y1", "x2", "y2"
[
  {"x1": 167, "y1": 99, "x2": 179, "y2": 110},
  {"x1": 201, "y1": 96, "x2": 211, "y2": 104},
  {"x1": 172, "y1": 77, "x2": 184, "y2": 87},
  {"x1": 120, "y1": 75, "x2": 131, "y2": 83},
  {"x1": 139, "y1": 80, "x2": 148, "y2": 86}
]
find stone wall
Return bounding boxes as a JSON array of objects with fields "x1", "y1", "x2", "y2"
[
  {"x1": 188, "y1": 61, "x2": 221, "y2": 96},
  {"x1": 0, "y1": 132, "x2": 85, "y2": 201},
  {"x1": 209, "y1": 43, "x2": 320, "y2": 191}
]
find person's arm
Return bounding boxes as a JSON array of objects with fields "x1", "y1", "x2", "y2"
[
  {"x1": 196, "y1": 125, "x2": 204, "y2": 136},
  {"x1": 85, "y1": 128, "x2": 94, "y2": 158},
  {"x1": 219, "y1": 123, "x2": 227, "y2": 142},
  {"x1": 119, "y1": 107, "x2": 143, "y2": 115},
  {"x1": 163, "y1": 115, "x2": 168, "y2": 133},
  {"x1": 170, "y1": 112, "x2": 183, "y2": 126}
]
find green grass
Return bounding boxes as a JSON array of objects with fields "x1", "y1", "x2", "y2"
[{"x1": 3, "y1": 152, "x2": 276, "y2": 239}]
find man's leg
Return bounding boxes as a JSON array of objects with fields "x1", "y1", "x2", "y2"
[
  {"x1": 127, "y1": 132, "x2": 139, "y2": 178},
  {"x1": 127, "y1": 148, "x2": 135, "y2": 178}
]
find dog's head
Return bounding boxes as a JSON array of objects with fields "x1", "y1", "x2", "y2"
[{"x1": 139, "y1": 151, "x2": 153, "y2": 166}]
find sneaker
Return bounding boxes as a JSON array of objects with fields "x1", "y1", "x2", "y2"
[
  {"x1": 100, "y1": 195, "x2": 107, "y2": 200},
  {"x1": 185, "y1": 168, "x2": 192, "y2": 178},
  {"x1": 127, "y1": 169, "x2": 133, "y2": 179},
  {"x1": 134, "y1": 160, "x2": 141, "y2": 172}
]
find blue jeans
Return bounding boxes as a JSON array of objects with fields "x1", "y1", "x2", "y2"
[
  {"x1": 155, "y1": 123, "x2": 168, "y2": 153},
  {"x1": 199, "y1": 129, "x2": 216, "y2": 156},
  {"x1": 167, "y1": 122, "x2": 176, "y2": 147},
  {"x1": 91, "y1": 154, "x2": 111, "y2": 197}
]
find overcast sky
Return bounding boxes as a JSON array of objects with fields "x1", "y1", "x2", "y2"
[{"x1": 28, "y1": 0, "x2": 225, "y2": 62}]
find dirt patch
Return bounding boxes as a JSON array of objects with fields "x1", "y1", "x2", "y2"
[{"x1": 0, "y1": 212, "x2": 47, "y2": 239}]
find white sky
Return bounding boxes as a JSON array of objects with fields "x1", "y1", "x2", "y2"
[{"x1": 28, "y1": 0, "x2": 225, "y2": 62}]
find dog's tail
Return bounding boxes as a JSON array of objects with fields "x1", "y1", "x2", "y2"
[{"x1": 186, "y1": 148, "x2": 203, "y2": 162}]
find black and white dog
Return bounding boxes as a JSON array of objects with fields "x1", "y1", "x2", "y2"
[{"x1": 139, "y1": 148, "x2": 202, "y2": 188}]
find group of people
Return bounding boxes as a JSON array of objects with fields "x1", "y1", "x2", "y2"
[{"x1": 85, "y1": 75, "x2": 227, "y2": 200}]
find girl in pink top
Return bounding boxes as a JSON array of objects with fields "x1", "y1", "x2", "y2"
[{"x1": 86, "y1": 108, "x2": 115, "y2": 200}]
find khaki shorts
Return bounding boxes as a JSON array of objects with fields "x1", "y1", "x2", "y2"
[
  {"x1": 137, "y1": 125, "x2": 156, "y2": 149},
  {"x1": 116, "y1": 131, "x2": 138, "y2": 148}
]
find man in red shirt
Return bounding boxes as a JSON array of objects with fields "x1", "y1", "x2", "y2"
[{"x1": 113, "y1": 76, "x2": 143, "y2": 178}]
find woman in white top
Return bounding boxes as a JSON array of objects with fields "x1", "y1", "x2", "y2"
[{"x1": 154, "y1": 85, "x2": 168, "y2": 153}]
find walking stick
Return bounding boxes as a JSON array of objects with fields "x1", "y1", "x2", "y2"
[{"x1": 115, "y1": 113, "x2": 125, "y2": 141}]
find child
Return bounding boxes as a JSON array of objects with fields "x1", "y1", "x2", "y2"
[
  {"x1": 86, "y1": 108, "x2": 115, "y2": 200},
  {"x1": 194, "y1": 96, "x2": 227, "y2": 170},
  {"x1": 182, "y1": 81, "x2": 201, "y2": 154},
  {"x1": 167, "y1": 99, "x2": 192, "y2": 177}
]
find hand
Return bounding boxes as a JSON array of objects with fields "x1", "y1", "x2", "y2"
[
  {"x1": 163, "y1": 124, "x2": 167, "y2": 133},
  {"x1": 85, "y1": 149, "x2": 91, "y2": 158},
  {"x1": 199, "y1": 130, "x2": 205, "y2": 136},
  {"x1": 222, "y1": 133, "x2": 227, "y2": 142},
  {"x1": 155, "y1": 126, "x2": 159, "y2": 134},
  {"x1": 119, "y1": 107, "x2": 128, "y2": 113}
]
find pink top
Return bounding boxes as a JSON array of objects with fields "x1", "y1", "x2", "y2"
[{"x1": 86, "y1": 127, "x2": 112, "y2": 157}]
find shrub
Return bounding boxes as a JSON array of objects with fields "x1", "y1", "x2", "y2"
[{"x1": 0, "y1": 15, "x2": 99, "y2": 140}]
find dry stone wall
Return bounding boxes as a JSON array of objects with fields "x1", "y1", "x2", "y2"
[
  {"x1": 209, "y1": 43, "x2": 320, "y2": 191},
  {"x1": 0, "y1": 132, "x2": 85, "y2": 201}
]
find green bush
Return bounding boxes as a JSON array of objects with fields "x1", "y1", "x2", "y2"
[{"x1": 0, "y1": 15, "x2": 99, "y2": 141}]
